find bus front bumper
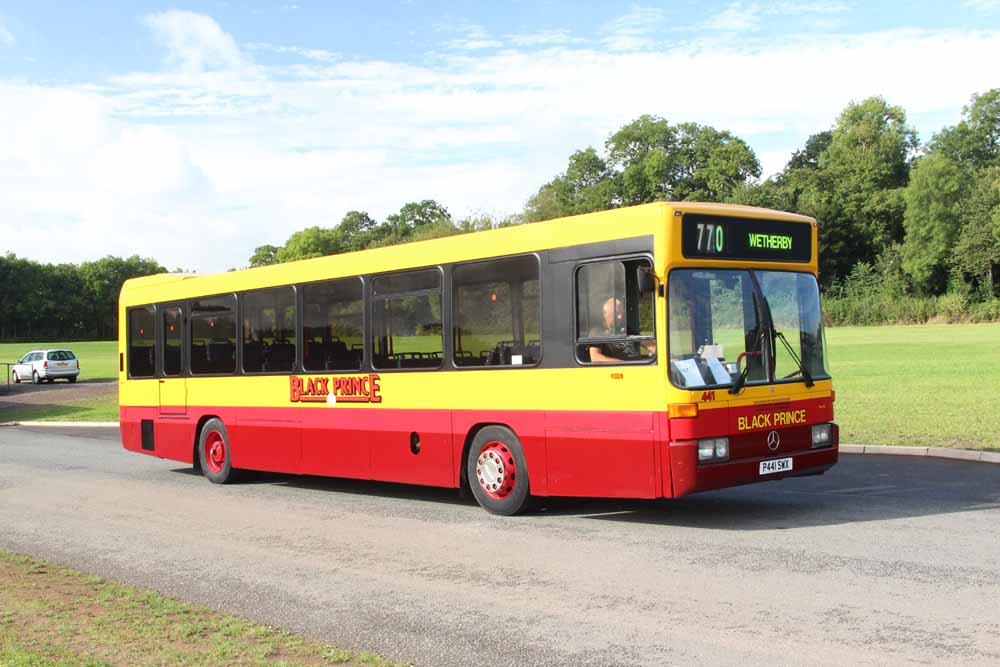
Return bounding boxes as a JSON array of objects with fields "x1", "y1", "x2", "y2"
[{"x1": 666, "y1": 441, "x2": 839, "y2": 498}]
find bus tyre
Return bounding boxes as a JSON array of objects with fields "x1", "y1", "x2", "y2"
[
  {"x1": 467, "y1": 426, "x2": 531, "y2": 516},
  {"x1": 198, "y1": 418, "x2": 239, "y2": 484}
]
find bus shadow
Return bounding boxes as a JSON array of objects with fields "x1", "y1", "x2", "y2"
[
  {"x1": 535, "y1": 456, "x2": 1000, "y2": 530},
  {"x1": 171, "y1": 455, "x2": 1000, "y2": 530}
]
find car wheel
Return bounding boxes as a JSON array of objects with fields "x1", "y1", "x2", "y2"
[
  {"x1": 467, "y1": 425, "x2": 532, "y2": 516},
  {"x1": 198, "y1": 418, "x2": 240, "y2": 484},
  {"x1": 12, "y1": 371, "x2": 19, "y2": 384},
  {"x1": 68, "y1": 376, "x2": 77, "y2": 384},
  {"x1": 32, "y1": 371, "x2": 40, "y2": 385}
]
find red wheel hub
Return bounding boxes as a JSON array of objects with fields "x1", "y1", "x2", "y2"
[
  {"x1": 204, "y1": 431, "x2": 226, "y2": 474},
  {"x1": 476, "y1": 441, "x2": 516, "y2": 500}
]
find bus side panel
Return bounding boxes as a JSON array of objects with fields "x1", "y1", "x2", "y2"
[
  {"x1": 156, "y1": 415, "x2": 197, "y2": 464},
  {"x1": 451, "y1": 410, "x2": 547, "y2": 496},
  {"x1": 300, "y1": 408, "x2": 372, "y2": 480},
  {"x1": 230, "y1": 414, "x2": 302, "y2": 475},
  {"x1": 545, "y1": 411, "x2": 656, "y2": 498},
  {"x1": 120, "y1": 405, "x2": 195, "y2": 465},
  {"x1": 368, "y1": 409, "x2": 453, "y2": 488}
]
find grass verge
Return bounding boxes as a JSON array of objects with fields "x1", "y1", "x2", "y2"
[
  {"x1": 0, "y1": 550, "x2": 407, "y2": 667},
  {"x1": 0, "y1": 392, "x2": 118, "y2": 423}
]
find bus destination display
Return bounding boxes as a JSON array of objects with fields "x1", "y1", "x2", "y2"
[{"x1": 681, "y1": 214, "x2": 812, "y2": 263}]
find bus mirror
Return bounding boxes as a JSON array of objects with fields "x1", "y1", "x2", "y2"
[{"x1": 638, "y1": 267, "x2": 657, "y2": 297}]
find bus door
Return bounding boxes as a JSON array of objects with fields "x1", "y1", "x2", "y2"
[{"x1": 158, "y1": 305, "x2": 187, "y2": 416}]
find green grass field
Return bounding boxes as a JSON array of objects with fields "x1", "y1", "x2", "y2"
[
  {"x1": 2, "y1": 324, "x2": 998, "y2": 449},
  {"x1": 0, "y1": 341, "x2": 118, "y2": 382},
  {"x1": 825, "y1": 323, "x2": 1000, "y2": 450}
]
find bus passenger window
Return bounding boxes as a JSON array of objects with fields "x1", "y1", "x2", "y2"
[
  {"x1": 128, "y1": 306, "x2": 156, "y2": 378},
  {"x1": 453, "y1": 255, "x2": 540, "y2": 367},
  {"x1": 162, "y1": 307, "x2": 182, "y2": 376},
  {"x1": 190, "y1": 295, "x2": 237, "y2": 375},
  {"x1": 303, "y1": 278, "x2": 364, "y2": 372},
  {"x1": 242, "y1": 286, "x2": 296, "y2": 374},
  {"x1": 372, "y1": 269, "x2": 442, "y2": 370},
  {"x1": 575, "y1": 258, "x2": 656, "y2": 364}
]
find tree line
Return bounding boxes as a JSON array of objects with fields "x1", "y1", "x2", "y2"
[
  {"x1": 0, "y1": 255, "x2": 164, "y2": 342},
  {"x1": 3, "y1": 89, "x2": 998, "y2": 342}
]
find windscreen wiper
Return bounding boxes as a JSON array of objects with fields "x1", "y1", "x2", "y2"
[
  {"x1": 773, "y1": 329, "x2": 814, "y2": 387},
  {"x1": 729, "y1": 326, "x2": 767, "y2": 395}
]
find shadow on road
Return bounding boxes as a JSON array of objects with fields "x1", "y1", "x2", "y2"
[{"x1": 172, "y1": 453, "x2": 1000, "y2": 531}]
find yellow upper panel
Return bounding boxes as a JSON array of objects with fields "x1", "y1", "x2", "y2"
[{"x1": 119, "y1": 202, "x2": 816, "y2": 307}]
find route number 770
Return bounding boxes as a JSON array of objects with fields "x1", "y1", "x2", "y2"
[{"x1": 696, "y1": 222, "x2": 725, "y2": 254}]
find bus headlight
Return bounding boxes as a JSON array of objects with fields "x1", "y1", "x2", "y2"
[
  {"x1": 811, "y1": 424, "x2": 832, "y2": 448},
  {"x1": 698, "y1": 437, "x2": 730, "y2": 462}
]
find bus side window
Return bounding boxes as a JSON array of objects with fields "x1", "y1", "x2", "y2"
[
  {"x1": 302, "y1": 277, "x2": 364, "y2": 372},
  {"x1": 575, "y1": 258, "x2": 655, "y2": 364},
  {"x1": 190, "y1": 295, "x2": 237, "y2": 375},
  {"x1": 371, "y1": 269, "x2": 442, "y2": 370},
  {"x1": 453, "y1": 255, "x2": 540, "y2": 368},
  {"x1": 128, "y1": 306, "x2": 156, "y2": 378},
  {"x1": 242, "y1": 286, "x2": 296, "y2": 374}
]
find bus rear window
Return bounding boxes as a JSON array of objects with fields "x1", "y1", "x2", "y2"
[{"x1": 128, "y1": 307, "x2": 156, "y2": 378}]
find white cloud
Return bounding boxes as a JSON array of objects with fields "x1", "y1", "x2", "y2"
[
  {"x1": 0, "y1": 16, "x2": 14, "y2": 46},
  {"x1": 703, "y1": 1, "x2": 851, "y2": 33},
  {"x1": 708, "y1": 3, "x2": 762, "y2": 31},
  {"x1": 508, "y1": 29, "x2": 579, "y2": 47},
  {"x1": 2, "y1": 14, "x2": 1000, "y2": 272},
  {"x1": 963, "y1": 0, "x2": 1000, "y2": 8},
  {"x1": 144, "y1": 10, "x2": 246, "y2": 71},
  {"x1": 601, "y1": 6, "x2": 665, "y2": 51},
  {"x1": 441, "y1": 23, "x2": 503, "y2": 50}
]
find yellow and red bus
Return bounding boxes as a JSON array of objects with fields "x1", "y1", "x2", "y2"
[{"x1": 119, "y1": 202, "x2": 837, "y2": 515}]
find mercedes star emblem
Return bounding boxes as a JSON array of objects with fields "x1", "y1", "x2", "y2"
[{"x1": 767, "y1": 430, "x2": 781, "y2": 451}]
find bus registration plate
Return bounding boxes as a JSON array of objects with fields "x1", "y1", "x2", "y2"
[{"x1": 759, "y1": 458, "x2": 792, "y2": 475}]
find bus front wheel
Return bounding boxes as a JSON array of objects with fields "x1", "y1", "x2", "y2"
[
  {"x1": 467, "y1": 426, "x2": 531, "y2": 516},
  {"x1": 198, "y1": 418, "x2": 239, "y2": 484}
]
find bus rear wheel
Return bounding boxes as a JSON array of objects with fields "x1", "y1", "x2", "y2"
[
  {"x1": 198, "y1": 418, "x2": 239, "y2": 484},
  {"x1": 467, "y1": 426, "x2": 531, "y2": 516}
]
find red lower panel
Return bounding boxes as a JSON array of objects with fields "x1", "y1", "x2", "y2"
[
  {"x1": 231, "y1": 417, "x2": 301, "y2": 474},
  {"x1": 545, "y1": 411, "x2": 656, "y2": 498}
]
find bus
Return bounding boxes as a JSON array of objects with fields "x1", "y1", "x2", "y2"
[{"x1": 119, "y1": 202, "x2": 837, "y2": 515}]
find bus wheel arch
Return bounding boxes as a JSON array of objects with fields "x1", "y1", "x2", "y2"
[{"x1": 464, "y1": 424, "x2": 531, "y2": 516}]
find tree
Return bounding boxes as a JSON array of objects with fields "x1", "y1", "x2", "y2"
[
  {"x1": 275, "y1": 226, "x2": 343, "y2": 263},
  {"x1": 248, "y1": 244, "x2": 279, "y2": 267},
  {"x1": 820, "y1": 97, "x2": 917, "y2": 258},
  {"x1": 933, "y1": 89, "x2": 1000, "y2": 168},
  {"x1": 951, "y1": 167, "x2": 1000, "y2": 295},
  {"x1": 525, "y1": 115, "x2": 760, "y2": 222},
  {"x1": 900, "y1": 153, "x2": 971, "y2": 292},
  {"x1": 606, "y1": 116, "x2": 760, "y2": 204}
]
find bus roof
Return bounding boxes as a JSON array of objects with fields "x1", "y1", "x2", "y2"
[{"x1": 120, "y1": 202, "x2": 815, "y2": 305}]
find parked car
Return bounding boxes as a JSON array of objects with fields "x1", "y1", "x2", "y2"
[{"x1": 10, "y1": 349, "x2": 80, "y2": 384}]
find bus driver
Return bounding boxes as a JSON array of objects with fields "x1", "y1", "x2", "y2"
[{"x1": 588, "y1": 297, "x2": 655, "y2": 362}]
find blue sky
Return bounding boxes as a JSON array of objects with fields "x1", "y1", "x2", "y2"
[{"x1": 2, "y1": 1, "x2": 1000, "y2": 271}]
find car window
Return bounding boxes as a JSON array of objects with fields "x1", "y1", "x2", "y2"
[
  {"x1": 64, "y1": 351, "x2": 76, "y2": 360},
  {"x1": 47, "y1": 351, "x2": 61, "y2": 361}
]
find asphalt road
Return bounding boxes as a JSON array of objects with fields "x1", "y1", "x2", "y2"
[{"x1": 2, "y1": 426, "x2": 999, "y2": 666}]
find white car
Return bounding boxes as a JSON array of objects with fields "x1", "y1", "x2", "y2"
[{"x1": 11, "y1": 349, "x2": 80, "y2": 384}]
